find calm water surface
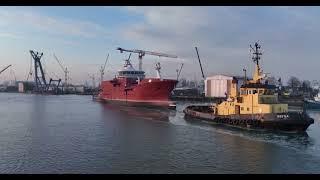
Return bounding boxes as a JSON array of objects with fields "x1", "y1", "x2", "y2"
[{"x1": 0, "y1": 93, "x2": 320, "y2": 173}]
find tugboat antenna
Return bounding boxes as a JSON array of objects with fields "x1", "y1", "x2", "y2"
[
  {"x1": 250, "y1": 42, "x2": 262, "y2": 70},
  {"x1": 250, "y1": 42, "x2": 264, "y2": 83}
]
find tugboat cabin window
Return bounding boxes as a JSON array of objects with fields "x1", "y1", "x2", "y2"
[
  {"x1": 253, "y1": 90, "x2": 257, "y2": 94},
  {"x1": 240, "y1": 90, "x2": 247, "y2": 95},
  {"x1": 241, "y1": 107, "x2": 244, "y2": 111}
]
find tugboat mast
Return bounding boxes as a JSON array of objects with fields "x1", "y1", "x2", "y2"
[{"x1": 250, "y1": 42, "x2": 263, "y2": 83}]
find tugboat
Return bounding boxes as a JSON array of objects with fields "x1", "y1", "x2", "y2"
[
  {"x1": 183, "y1": 42, "x2": 314, "y2": 132},
  {"x1": 304, "y1": 91, "x2": 320, "y2": 110}
]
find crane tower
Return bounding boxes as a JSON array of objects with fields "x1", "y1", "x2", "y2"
[
  {"x1": 30, "y1": 50, "x2": 47, "y2": 93},
  {"x1": 53, "y1": 53, "x2": 69, "y2": 88}
]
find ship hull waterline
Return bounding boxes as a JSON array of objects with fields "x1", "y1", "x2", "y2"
[
  {"x1": 99, "y1": 98, "x2": 177, "y2": 109},
  {"x1": 305, "y1": 100, "x2": 320, "y2": 110}
]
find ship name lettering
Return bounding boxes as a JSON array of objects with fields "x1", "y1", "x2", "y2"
[{"x1": 277, "y1": 114, "x2": 289, "y2": 119}]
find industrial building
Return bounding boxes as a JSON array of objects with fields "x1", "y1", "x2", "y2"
[
  {"x1": 205, "y1": 75, "x2": 245, "y2": 98},
  {"x1": 18, "y1": 81, "x2": 35, "y2": 93},
  {"x1": 63, "y1": 85, "x2": 85, "y2": 94}
]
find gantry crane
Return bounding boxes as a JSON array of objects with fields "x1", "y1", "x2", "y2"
[
  {"x1": 30, "y1": 50, "x2": 61, "y2": 94},
  {"x1": 0, "y1": 64, "x2": 12, "y2": 75},
  {"x1": 30, "y1": 50, "x2": 47, "y2": 93},
  {"x1": 99, "y1": 53, "x2": 109, "y2": 84},
  {"x1": 53, "y1": 53, "x2": 69, "y2": 87},
  {"x1": 116, "y1": 47, "x2": 178, "y2": 71}
]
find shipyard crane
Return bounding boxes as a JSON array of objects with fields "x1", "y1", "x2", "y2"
[
  {"x1": 176, "y1": 63, "x2": 184, "y2": 81},
  {"x1": 0, "y1": 64, "x2": 12, "y2": 75},
  {"x1": 195, "y1": 47, "x2": 206, "y2": 96},
  {"x1": 30, "y1": 50, "x2": 62, "y2": 94},
  {"x1": 99, "y1": 53, "x2": 109, "y2": 84},
  {"x1": 116, "y1": 47, "x2": 178, "y2": 71},
  {"x1": 195, "y1": 47, "x2": 205, "y2": 80},
  {"x1": 9, "y1": 66, "x2": 17, "y2": 83},
  {"x1": 88, "y1": 74, "x2": 96, "y2": 89},
  {"x1": 30, "y1": 50, "x2": 47, "y2": 93},
  {"x1": 26, "y1": 55, "x2": 33, "y2": 81},
  {"x1": 53, "y1": 53, "x2": 69, "y2": 87}
]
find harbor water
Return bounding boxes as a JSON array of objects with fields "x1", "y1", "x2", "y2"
[{"x1": 0, "y1": 93, "x2": 320, "y2": 173}]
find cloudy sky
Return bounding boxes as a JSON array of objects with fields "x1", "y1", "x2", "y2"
[{"x1": 0, "y1": 6, "x2": 318, "y2": 85}]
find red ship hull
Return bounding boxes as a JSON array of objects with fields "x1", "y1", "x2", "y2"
[{"x1": 98, "y1": 78, "x2": 178, "y2": 107}]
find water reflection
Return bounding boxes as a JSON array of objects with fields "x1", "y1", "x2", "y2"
[
  {"x1": 1, "y1": 93, "x2": 320, "y2": 173},
  {"x1": 100, "y1": 103, "x2": 171, "y2": 122}
]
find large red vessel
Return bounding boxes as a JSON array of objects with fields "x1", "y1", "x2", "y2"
[{"x1": 98, "y1": 54, "x2": 178, "y2": 107}]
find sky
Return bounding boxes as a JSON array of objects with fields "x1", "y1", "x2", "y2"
[{"x1": 0, "y1": 6, "x2": 319, "y2": 85}]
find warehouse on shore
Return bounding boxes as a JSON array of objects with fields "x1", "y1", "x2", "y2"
[{"x1": 205, "y1": 75, "x2": 246, "y2": 98}]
